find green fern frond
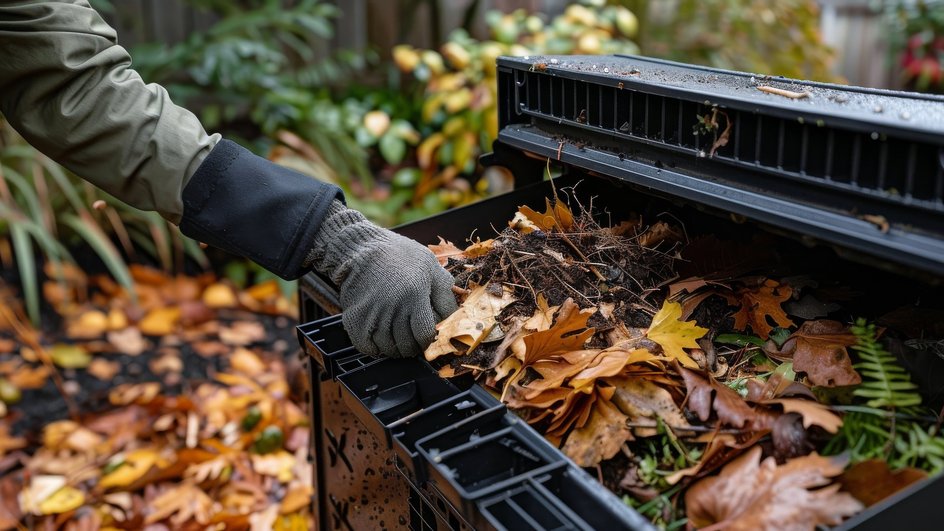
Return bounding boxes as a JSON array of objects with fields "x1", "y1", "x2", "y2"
[
  {"x1": 850, "y1": 319, "x2": 923, "y2": 410},
  {"x1": 894, "y1": 423, "x2": 944, "y2": 475}
]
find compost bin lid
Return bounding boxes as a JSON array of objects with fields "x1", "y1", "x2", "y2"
[{"x1": 494, "y1": 54, "x2": 944, "y2": 277}]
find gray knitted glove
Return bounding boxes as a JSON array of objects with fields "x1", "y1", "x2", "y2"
[{"x1": 307, "y1": 200, "x2": 459, "y2": 358}]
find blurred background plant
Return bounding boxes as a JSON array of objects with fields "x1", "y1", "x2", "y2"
[
  {"x1": 886, "y1": 0, "x2": 944, "y2": 93},
  {"x1": 0, "y1": 121, "x2": 208, "y2": 324},
  {"x1": 627, "y1": 0, "x2": 838, "y2": 82}
]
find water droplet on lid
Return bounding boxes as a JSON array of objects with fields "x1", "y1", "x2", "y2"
[
  {"x1": 550, "y1": 58, "x2": 559, "y2": 64},
  {"x1": 872, "y1": 105, "x2": 883, "y2": 113},
  {"x1": 871, "y1": 132, "x2": 879, "y2": 140},
  {"x1": 603, "y1": 67, "x2": 610, "y2": 73},
  {"x1": 900, "y1": 111, "x2": 911, "y2": 120}
]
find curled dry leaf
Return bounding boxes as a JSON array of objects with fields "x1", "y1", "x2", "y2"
[
  {"x1": 517, "y1": 198, "x2": 575, "y2": 232},
  {"x1": 771, "y1": 320, "x2": 861, "y2": 387},
  {"x1": 646, "y1": 301, "x2": 708, "y2": 369},
  {"x1": 678, "y1": 365, "x2": 757, "y2": 429},
  {"x1": 99, "y1": 447, "x2": 159, "y2": 489},
  {"x1": 764, "y1": 398, "x2": 842, "y2": 433},
  {"x1": 609, "y1": 376, "x2": 690, "y2": 436},
  {"x1": 425, "y1": 284, "x2": 515, "y2": 361},
  {"x1": 561, "y1": 397, "x2": 632, "y2": 467},
  {"x1": 66, "y1": 310, "x2": 109, "y2": 339},
  {"x1": 685, "y1": 446, "x2": 862, "y2": 531}
]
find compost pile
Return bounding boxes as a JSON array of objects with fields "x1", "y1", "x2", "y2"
[{"x1": 424, "y1": 189, "x2": 944, "y2": 530}]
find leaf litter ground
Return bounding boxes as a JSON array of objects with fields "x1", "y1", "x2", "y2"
[
  {"x1": 0, "y1": 267, "x2": 312, "y2": 530},
  {"x1": 424, "y1": 186, "x2": 944, "y2": 530}
]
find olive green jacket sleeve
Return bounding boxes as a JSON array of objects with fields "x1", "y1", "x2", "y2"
[{"x1": 0, "y1": 0, "x2": 219, "y2": 224}]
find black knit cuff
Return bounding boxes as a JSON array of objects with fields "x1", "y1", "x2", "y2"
[{"x1": 179, "y1": 139, "x2": 344, "y2": 280}]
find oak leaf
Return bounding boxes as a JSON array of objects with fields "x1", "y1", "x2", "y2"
[
  {"x1": 425, "y1": 285, "x2": 515, "y2": 361},
  {"x1": 685, "y1": 446, "x2": 863, "y2": 531},
  {"x1": 773, "y1": 320, "x2": 861, "y2": 387},
  {"x1": 520, "y1": 299, "x2": 595, "y2": 366},
  {"x1": 646, "y1": 301, "x2": 708, "y2": 368},
  {"x1": 732, "y1": 279, "x2": 794, "y2": 339}
]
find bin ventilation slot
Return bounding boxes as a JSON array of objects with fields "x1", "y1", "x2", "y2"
[{"x1": 504, "y1": 63, "x2": 944, "y2": 212}]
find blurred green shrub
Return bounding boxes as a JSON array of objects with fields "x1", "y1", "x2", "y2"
[
  {"x1": 0, "y1": 121, "x2": 207, "y2": 324},
  {"x1": 131, "y1": 0, "x2": 375, "y2": 181},
  {"x1": 377, "y1": 1, "x2": 640, "y2": 221},
  {"x1": 627, "y1": 0, "x2": 837, "y2": 82}
]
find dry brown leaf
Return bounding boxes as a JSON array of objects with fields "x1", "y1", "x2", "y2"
[
  {"x1": 0, "y1": 338, "x2": 15, "y2": 354},
  {"x1": 732, "y1": 279, "x2": 794, "y2": 340},
  {"x1": 638, "y1": 221, "x2": 683, "y2": 247},
  {"x1": 107, "y1": 327, "x2": 148, "y2": 356},
  {"x1": 0, "y1": 473, "x2": 22, "y2": 529},
  {"x1": 775, "y1": 320, "x2": 861, "y2": 387},
  {"x1": 518, "y1": 198, "x2": 574, "y2": 232},
  {"x1": 65, "y1": 310, "x2": 109, "y2": 340},
  {"x1": 203, "y1": 283, "x2": 238, "y2": 309},
  {"x1": 138, "y1": 307, "x2": 181, "y2": 336},
  {"x1": 129, "y1": 264, "x2": 169, "y2": 286},
  {"x1": 425, "y1": 285, "x2": 515, "y2": 361},
  {"x1": 428, "y1": 238, "x2": 465, "y2": 266},
  {"x1": 145, "y1": 482, "x2": 216, "y2": 525},
  {"x1": 765, "y1": 398, "x2": 842, "y2": 433},
  {"x1": 463, "y1": 238, "x2": 495, "y2": 258},
  {"x1": 838, "y1": 460, "x2": 927, "y2": 507},
  {"x1": 646, "y1": 301, "x2": 707, "y2": 368},
  {"x1": 149, "y1": 351, "x2": 183, "y2": 375},
  {"x1": 561, "y1": 398, "x2": 631, "y2": 467},
  {"x1": 7, "y1": 364, "x2": 49, "y2": 389},
  {"x1": 686, "y1": 446, "x2": 863, "y2": 531},
  {"x1": 679, "y1": 365, "x2": 757, "y2": 429},
  {"x1": 0, "y1": 422, "x2": 26, "y2": 457},
  {"x1": 251, "y1": 451, "x2": 295, "y2": 483},
  {"x1": 108, "y1": 383, "x2": 162, "y2": 406},
  {"x1": 279, "y1": 484, "x2": 313, "y2": 514},
  {"x1": 88, "y1": 358, "x2": 121, "y2": 381},
  {"x1": 520, "y1": 299, "x2": 594, "y2": 366},
  {"x1": 231, "y1": 348, "x2": 266, "y2": 377},
  {"x1": 179, "y1": 301, "x2": 215, "y2": 327},
  {"x1": 219, "y1": 321, "x2": 267, "y2": 346},
  {"x1": 610, "y1": 377, "x2": 690, "y2": 435}
]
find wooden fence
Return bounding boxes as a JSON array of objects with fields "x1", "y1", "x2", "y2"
[{"x1": 102, "y1": 0, "x2": 898, "y2": 89}]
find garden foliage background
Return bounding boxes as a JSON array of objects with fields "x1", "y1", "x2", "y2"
[{"x1": 1, "y1": 0, "x2": 941, "y2": 315}]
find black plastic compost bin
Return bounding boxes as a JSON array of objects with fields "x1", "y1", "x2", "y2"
[{"x1": 296, "y1": 55, "x2": 944, "y2": 530}]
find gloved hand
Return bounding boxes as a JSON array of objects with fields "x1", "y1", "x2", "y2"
[{"x1": 307, "y1": 200, "x2": 459, "y2": 358}]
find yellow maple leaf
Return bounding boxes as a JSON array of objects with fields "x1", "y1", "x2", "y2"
[{"x1": 646, "y1": 301, "x2": 708, "y2": 369}]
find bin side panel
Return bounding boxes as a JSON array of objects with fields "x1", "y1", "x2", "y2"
[{"x1": 318, "y1": 377, "x2": 412, "y2": 530}]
